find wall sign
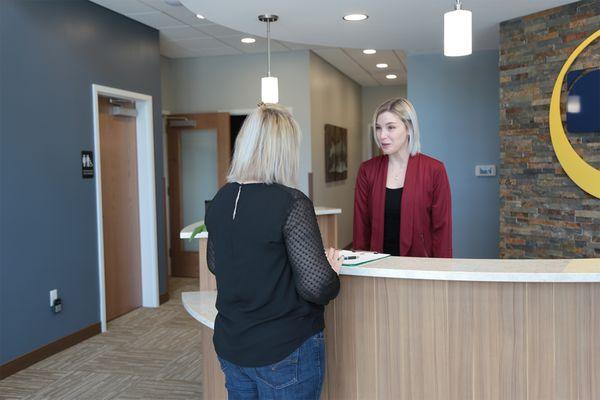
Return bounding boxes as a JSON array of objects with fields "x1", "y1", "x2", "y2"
[
  {"x1": 81, "y1": 151, "x2": 94, "y2": 179},
  {"x1": 549, "y1": 29, "x2": 600, "y2": 198}
]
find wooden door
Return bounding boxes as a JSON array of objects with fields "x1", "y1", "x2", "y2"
[
  {"x1": 167, "y1": 113, "x2": 230, "y2": 277},
  {"x1": 99, "y1": 96, "x2": 142, "y2": 321}
]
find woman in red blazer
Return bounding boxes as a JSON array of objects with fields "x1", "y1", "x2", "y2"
[{"x1": 353, "y1": 98, "x2": 452, "y2": 258}]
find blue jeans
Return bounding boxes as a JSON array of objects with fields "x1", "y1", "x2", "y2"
[{"x1": 217, "y1": 331, "x2": 325, "y2": 400}]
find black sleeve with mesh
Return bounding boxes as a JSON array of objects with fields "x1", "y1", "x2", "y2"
[
  {"x1": 207, "y1": 234, "x2": 216, "y2": 275},
  {"x1": 283, "y1": 195, "x2": 340, "y2": 305}
]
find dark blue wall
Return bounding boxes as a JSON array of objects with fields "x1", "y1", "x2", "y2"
[
  {"x1": 0, "y1": 0, "x2": 167, "y2": 364},
  {"x1": 408, "y1": 51, "x2": 500, "y2": 258}
]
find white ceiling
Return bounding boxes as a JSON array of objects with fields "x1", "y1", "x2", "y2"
[
  {"x1": 180, "y1": 0, "x2": 574, "y2": 53},
  {"x1": 90, "y1": 0, "x2": 407, "y2": 86},
  {"x1": 314, "y1": 48, "x2": 407, "y2": 87}
]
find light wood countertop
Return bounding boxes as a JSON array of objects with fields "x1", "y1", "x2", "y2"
[
  {"x1": 340, "y1": 256, "x2": 600, "y2": 282},
  {"x1": 179, "y1": 207, "x2": 342, "y2": 239}
]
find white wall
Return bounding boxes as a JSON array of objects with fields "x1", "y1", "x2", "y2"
[
  {"x1": 161, "y1": 51, "x2": 312, "y2": 194},
  {"x1": 309, "y1": 52, "x2": 362, "y2": 249},
  {"x1": 361, "y1": 85, "x2": 407, "y2": 161}
]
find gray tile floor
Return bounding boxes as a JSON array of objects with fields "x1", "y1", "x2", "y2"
[{"x1": 0, "y1": 278, "x2": 203, "y2": 400}]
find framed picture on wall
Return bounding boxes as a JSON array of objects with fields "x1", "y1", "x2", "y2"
[{"x1": 325, "y1": 124, "x2": 348, "y2": 182}]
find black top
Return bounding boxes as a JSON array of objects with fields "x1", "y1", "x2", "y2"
[
  {"x1": 383, "y1": 187, "x2": 403, "y2": 256},
  {"x1": 205, "y1": 182, "x2": 340, "y2": 367}
]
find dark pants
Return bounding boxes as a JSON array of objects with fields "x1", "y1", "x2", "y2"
[{"x1": 217, "y1": 331, "x2": 325, "y2": 400}]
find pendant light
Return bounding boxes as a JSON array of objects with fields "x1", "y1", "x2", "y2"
[
  {"x1": 444, "y1": 0, "x2": 472, "y2": 57},
  {"x1": 259, "y1": 14, "x2": 279, "y2": 104}
]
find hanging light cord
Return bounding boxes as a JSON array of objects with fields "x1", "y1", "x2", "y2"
[
  {"x1": 259, "y1": 15, "x2": 278, "y2": 78},
  {"x1": 267, "y1": 20, "x2": 271, "y2": 77}
]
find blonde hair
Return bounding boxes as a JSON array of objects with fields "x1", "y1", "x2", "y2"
[
  {"x1": 227, "y1": 103, "x2": 301, "y2": 187},
  {"x1": 372, "y1": 98, "x2": 421, "y2": 156}
]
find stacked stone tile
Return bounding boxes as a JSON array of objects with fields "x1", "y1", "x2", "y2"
[{"x1": 499, "y1": 0, "x2": 600, "y2": 258}]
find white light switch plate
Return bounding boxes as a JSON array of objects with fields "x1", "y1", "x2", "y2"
[
  {"x1": 50, "y1": 289, "x2": 58, "y2": 307},
  {"x1": 475, "y1": 164, "x2": 496, "y2": 177}
]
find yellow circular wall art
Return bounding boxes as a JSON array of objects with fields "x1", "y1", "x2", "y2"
[{"x1": 549, "y1": 29, "x2": 600, "y2": 198}]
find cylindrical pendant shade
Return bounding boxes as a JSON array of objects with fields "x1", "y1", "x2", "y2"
[
  {"x1": 261, "y1": 76, "x2": 279, "y2": 104},
  {"x1": 444, "y1": 9, "x2": 472, "y2": 57}
]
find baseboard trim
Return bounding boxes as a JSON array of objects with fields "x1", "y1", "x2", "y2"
[
  {"x1": 0, "y1": 322, "x2": 100, "y2": 380},
  {"x1": 159, "y1": 292, "x2": 170, "y2": 304}
]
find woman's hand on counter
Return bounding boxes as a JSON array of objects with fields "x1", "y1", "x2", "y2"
[{"x1": 326, "y1": 248, "x2": 342, "y2": 275}]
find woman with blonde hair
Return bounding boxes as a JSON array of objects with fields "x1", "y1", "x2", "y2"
[
  {"x1": 353, "y1": 98, "x2": 452, "y2": 257},
  {"x1": 205, "y1": 103, "x2": 341, "y2": 399}
]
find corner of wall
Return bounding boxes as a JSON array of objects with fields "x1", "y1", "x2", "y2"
[{"x1": 308, "y1": 53, "x2": 363, "y2": 248}]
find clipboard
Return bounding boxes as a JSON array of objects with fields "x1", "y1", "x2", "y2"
[{"x1": 340, "y1": 250, "x2": 390, "y2": 266}]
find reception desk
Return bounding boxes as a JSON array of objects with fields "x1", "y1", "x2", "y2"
[{"x1": 181, "y1": 213, "x2": 600, "y2": 400}]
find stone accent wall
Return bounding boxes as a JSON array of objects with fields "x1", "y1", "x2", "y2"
[{"x1": 499, "y1": 0, "x2": 600, "y2": 258}]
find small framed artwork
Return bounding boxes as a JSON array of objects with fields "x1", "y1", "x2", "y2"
[{"x1": 325, "y1": 124, "x2": 348, "y2": 182}]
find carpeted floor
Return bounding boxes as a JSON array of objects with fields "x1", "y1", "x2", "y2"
[{"x1": 0, "y1": 278, "x2": 203, "y2": 400}]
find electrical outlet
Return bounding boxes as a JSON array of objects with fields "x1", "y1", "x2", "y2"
[
  {"x1": 52, "y1": 298, "x2": 62, "y2": 313},
  {"x1": 50, "y1": 289, "x2": 58, "y2": 307}
]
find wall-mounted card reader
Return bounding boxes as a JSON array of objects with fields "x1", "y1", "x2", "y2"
[{"x1": 475, "y1": 165, "x2": 496, "y2": 177}]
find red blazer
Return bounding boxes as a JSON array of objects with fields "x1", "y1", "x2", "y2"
[{"x1": 353, "y1": 153, "x2": 453, "y2": 258}]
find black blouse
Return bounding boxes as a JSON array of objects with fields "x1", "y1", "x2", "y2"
[
  {"x1": 383, "y1": 187, "x2": 403, "y2": 256},
  {"x1": 205, "y1": 182, "x2": 340, "y2": 367}
]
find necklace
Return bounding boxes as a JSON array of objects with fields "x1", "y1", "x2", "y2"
[{"x1": 391, "y1": 169, "x2": 405, "y2": 181}]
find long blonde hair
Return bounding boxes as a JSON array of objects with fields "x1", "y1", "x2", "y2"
[
  {"x1": 372, "y1": 98, "x2": 421, "y2": 156},
  {"x1": 227, "y1": 103, "x2": 301, "y2": 187}
]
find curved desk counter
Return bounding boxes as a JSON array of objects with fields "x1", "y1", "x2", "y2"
[{"x1": 183, "y1": 257, "x2": 600, "y2": 400}]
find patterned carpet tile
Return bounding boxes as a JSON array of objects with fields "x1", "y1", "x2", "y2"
[
  {"x1": 127, "y1": 327, "x2": 201, "y2": 353},
  {"x1": 21, "y1": 372, "x2": 141, "y2": 400},
  {"x1": 112, "y1": 378, "x2": 202, "y2": 400},
  {"x1": 157, "y1": 350, "x2": 203, "y2": 383},
  {"x1": 77, "y1": 348, "x2": 183, "y2": 377},
  {"x1": 0, "y1": 369, "x2": 68, "y2": 399},
  {"x1": 84, "y1": 326, "x2": 150, "y2": 348},
  {"x1": 107, "y1": 308, "x2": 180, "y2": 330},
  {"x1": 157, "y1": 312, "x2": 199, "y2": 330},
  {"x1": 28, "y1": 343, "x2": 110, "y2": 373}
]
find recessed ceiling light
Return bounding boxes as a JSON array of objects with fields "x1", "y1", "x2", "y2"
[
  {"x1": 343, "y1": 14, "x2": 368, "y2": 21},
  {"x1": 241, "y1": 37, "x2": 256, "y2": 44},
  {"x1": 363, "y1": 49, "x2": 376, "y2": 55},
  {"x1": 196, "y1": 14, "x2": 205, "y2": 19},
  {"x1": 376, "y1": 63, "x2": 388, "y2": 69},
  {"x1": 386, "y1": 74, "x2": 398, "y2": 79}
]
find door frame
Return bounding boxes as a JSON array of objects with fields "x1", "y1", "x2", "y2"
[
  {"x1": 166, "y1": 112, "x2": 230, "y2": 277},
  {"x1": 92, "y1": 84, "x2": 160, "y2": 332},
  {"x1": 161, "y1": 111, "x2": 172, "y2": 278}
]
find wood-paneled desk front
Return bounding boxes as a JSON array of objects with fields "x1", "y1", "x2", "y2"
[{"x1": 181, "y1": 215, "x2": 600, "y2": 400}]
